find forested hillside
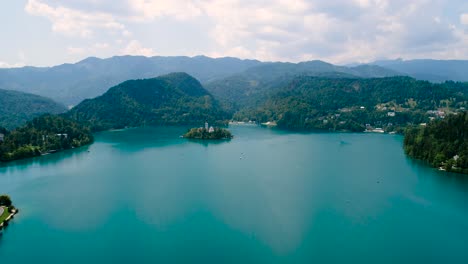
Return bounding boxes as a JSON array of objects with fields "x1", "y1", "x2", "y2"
[
  {"x1": 233, "y1": 76, "x2": 467, "y2": 132},
  {"x1": 67, "y1": 73, "x2": 230, "y2": 131},
  {"x1": 0, "y1": 88, "x2": 66, "y2": 130},
  {"x1": 205, "y1": 61, "x2": 401, "y2": 108},
  {"x1": 404, "y1": 112, "x2": 468, "y2": 174},
  {"x1": 0, "y1": 115, "x2": 93, "y2": 162}
]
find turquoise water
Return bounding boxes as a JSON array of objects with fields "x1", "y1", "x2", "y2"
[{"x1": 0, "y1": 125, "x2": 467, "y2": 263}]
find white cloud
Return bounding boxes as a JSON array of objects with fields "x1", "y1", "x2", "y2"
[
  {"x1": 353, "y1": 0, "x2": 371, "y2": 8},
  {"x1": 21, "y1": 0, "x2": 468, "y2": 64},
  {"x1": 94, "y1": 43, "x2": 110, "y2": 49},
  {"x1": 121, "y1": 40, "x2": 156, "y2": 56},
  {"x1": 0, "y1": 51, "x2": 27, "y2": 68},
  {"x1": 128, "y1": 0, "x2": 202, "y2": 21},
  {"x1": 67, "y1": 46, "x2": 86, "y2": 55},
  {"x1": 66, "y1": 43, "x2": 111, "y2": 58},
  {"x1": 461, "y1": 13, "x2": 468, "y2": 25},
  {"x1": 0, "y1": 61, "x2": 25, "y2": 68},
  {"x1": 25, "y1": 0, "x2": 129, "y2": 38}
]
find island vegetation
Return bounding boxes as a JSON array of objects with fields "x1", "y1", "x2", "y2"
[
  {"x1": 184, "y1": 126, "x2": 233, "y2": 140},
  {"x1": 0, "y1": 115, "x2": 93, "y2": 162},
  {"x1": 0, "y1": 194, "x2": 17, "y2": 228},
  {"x1": 404, "y1": 112, "x2": 468, "y2": 174}
]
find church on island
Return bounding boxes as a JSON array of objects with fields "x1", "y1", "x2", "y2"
[
  {"x1": 183, "y1": 122, "x2": 233, "y2": 140},
  {"x1": 205, "y1": 122, "x2": 215, "y2": 133}
]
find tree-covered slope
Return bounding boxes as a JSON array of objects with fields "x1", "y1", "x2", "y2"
[
  {"x1": 234, "y1": 76, "x2": 467, "y2": 132},
  {"x1": 404, "y1": 112, "x2": 468, "y2": 174},
  {"x1": 204, "y1": 61, "x2": 401, "y2": 107},
  {"x1": 0, "y1": 115, "x2": 93, "y2": 162},
  {"x1": 0, "y1": 88, "x2": 67, "y2": 130},
  {"x1": 67, "y1": 73, "x2": 229, "y2": 131}
]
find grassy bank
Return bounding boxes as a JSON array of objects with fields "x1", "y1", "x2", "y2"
[{"x1": 0, "y1": 206, "x2": 9, "y2": 223}]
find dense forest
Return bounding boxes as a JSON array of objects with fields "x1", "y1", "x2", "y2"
[
  {"x1": 0, "y1": 88, "x2": 66, "y2": 130},
  {"x1": 0, "y1": 115, "x2": 93, "y2": 162},
  {"x1": 67, "y1": 73, "x2": 230, "y2": 131},
  {"x1": 233, "y1": 76, "x2": 467, "y2": 132},
  {"x1": 404, "y1": 112, "x2": 468, "y2": 174}
]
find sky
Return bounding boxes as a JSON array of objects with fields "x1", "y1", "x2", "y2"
[{"x1": 0, "y1": 0, "x2": 467, "y2": 67}]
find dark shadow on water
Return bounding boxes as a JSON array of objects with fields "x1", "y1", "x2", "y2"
[
  {"x1": 185, "y1": 138, "x2": 232, "y2": 147},
  {"x1": 96, "y1": 126, "x2": 188, "y2": 152},
  {"x1": 405, "y1": 155, "x2": 468, "y2": 192},
  {"x1": 0, "y1": 145, "x2": 91, "y2": 172},
  {"x1": 98, "y1": 126, "x2": 234, "y2": 152}
]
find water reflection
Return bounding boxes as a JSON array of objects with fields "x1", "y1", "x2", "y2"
[{"x1": 0, "y1": 146, "x2": 90, "y2": 173}]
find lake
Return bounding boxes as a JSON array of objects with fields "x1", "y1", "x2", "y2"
[{"x1": 1, "y1": 125, "x2": 467, "y2": 263}]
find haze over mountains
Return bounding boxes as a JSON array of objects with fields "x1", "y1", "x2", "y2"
[
  {"x1": 204, "y1": 61, "x2": 400, "y2": 107},
  {"x1": 0, "y1": 56, "x2": 261, "y2": 106},
  {"x1": 371, "y1": 59, "x2": 468, "y2": 83},
  {"x1": 2, "y1": 55, "x2": 467, "y2": 107}
]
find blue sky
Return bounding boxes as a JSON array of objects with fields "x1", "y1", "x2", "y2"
[{"x1": 1, "y1": 0, "x2": 467, "y2": 67}]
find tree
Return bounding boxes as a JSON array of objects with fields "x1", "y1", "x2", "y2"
[{"x1": 0, "y1": 195, "x2": 12, "y2": 207}]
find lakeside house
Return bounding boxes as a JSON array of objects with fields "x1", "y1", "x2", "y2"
[{"x1": 56, "y1": 133, "x2": 68, "y2": 139}]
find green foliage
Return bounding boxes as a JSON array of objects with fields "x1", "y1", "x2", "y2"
[
  {"x1": 0, "y1": 88, "x2": 66, "y2": 130},
  {"x1": 67, "y1": 73, "x2": 230, "y2": 131},
  {"x1": 234, "y1": 76, "x2": 467, "y2": 132},
  {"x1": 0, "y1": 195, "x2": 12, "y2": 207},
  {"x1": 184, "y1": 127, "x2": 233, "y2": 140},
  {"x1": 0, "y1": 115, "x2": 93, "y2": 162},
  {"x1": 404, "y1": 112, "x2": 468, "y2": 174},
  {"x1": 204, "y1": 61, "x2": 400, "y2": 108}
]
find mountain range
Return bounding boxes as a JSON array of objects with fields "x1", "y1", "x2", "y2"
[
  {"x1": 0, "y1": 56, "x2": 406, "y2": 107},
  {"x1": 1, "y1": 55, "x2": 468, "y2": 133},
  {"x1": 370, "y1": 59, "x2": 468, "y2": 82},
  {"x1": 0, "y1": 56, "x2": 261, "y2": 106},
  {"x1": 204, "y1": 60, "x2": 400, "y2": 108}
]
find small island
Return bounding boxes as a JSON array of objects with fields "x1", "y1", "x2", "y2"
[
  {"x1": 184, "y1": 122, "x2": 233, "y2": 140},
  {"x1": 0, "y1": 194, "x2": 18, "y2": 231}
]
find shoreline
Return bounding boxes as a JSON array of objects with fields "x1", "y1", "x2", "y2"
[
  {"x1": 1, "y1": 124, "x2": 404, "y2": 165},
  {"x1": 0, "y1": 207, "x2": 18, "y2": 232}
]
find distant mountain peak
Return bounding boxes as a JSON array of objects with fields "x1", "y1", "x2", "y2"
[{"x1": 77, "y1": 56, "x2": 101, "y2": 64}]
